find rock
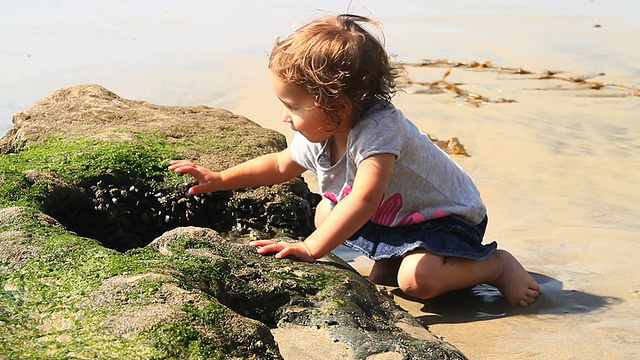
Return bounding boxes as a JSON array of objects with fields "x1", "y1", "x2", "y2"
[
  {"x1": 0, "y1": 85, "x2": 467, "y2": 359},
  {"x1": 0, "y1": 84, "x2": 318, "y2": 251}
]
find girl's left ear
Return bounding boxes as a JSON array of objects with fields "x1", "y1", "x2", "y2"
[{"x1": 338, "y1": 97, "x2": 355, "y2": 127}]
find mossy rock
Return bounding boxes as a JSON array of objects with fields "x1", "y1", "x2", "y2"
[
  {"x1": 0, "y1": 84, "x2": 317, "y2": 250},
  {"x1": 0, "y1": 85, "x2": 466, "y2": 359}
]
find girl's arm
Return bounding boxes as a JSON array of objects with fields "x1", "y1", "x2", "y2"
[
  {"x1": 169, "y1": 149, "x2": 306, "y2": 194},
  {"x1": 252, "y1": 152, "x2": 396, "y2": 261}
]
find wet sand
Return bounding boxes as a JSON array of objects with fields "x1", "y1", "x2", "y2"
[
  {"x1": 2, "y1": 1, "x2": 639, "y2": 359},
  {"x1": 223, "y1": 5, "x2": 640, "y2": 359}
]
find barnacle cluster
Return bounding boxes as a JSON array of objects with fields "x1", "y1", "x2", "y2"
[{"x1": 44, "y1": 177, "x2": 317, "y2": 252}]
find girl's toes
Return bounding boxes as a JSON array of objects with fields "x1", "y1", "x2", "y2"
[{"x1": 527, "y1": 288, "x2": 540, "y2": 299}]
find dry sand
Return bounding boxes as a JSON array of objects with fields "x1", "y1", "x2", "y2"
[{"x1": 2, "y1": 1, "x2": 639, "y2": 359}]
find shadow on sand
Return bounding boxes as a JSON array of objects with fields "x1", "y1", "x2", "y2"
[{"x1": 390, "y1": 272, "x2": 621, "y2": 326}]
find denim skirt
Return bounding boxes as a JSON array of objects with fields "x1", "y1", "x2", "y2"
[{"x1": 343, "y1": 215, "x2": 496, "y2": 261}]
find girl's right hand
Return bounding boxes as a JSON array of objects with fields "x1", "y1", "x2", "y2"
[{"x1": 168, "y1": 160, "x2": 222, "y2": 195}]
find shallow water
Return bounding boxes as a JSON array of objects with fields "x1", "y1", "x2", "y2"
[
  {"x1": 3, "y1": 0, "x2": 638, "y2": 134},
  {"x1": 2, "y1": 1, "x2": 639, "y2": 359}
]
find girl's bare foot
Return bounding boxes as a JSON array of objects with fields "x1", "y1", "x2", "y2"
[{"x1": 492, "y1": 250, "x2": 541, "y2": 306}]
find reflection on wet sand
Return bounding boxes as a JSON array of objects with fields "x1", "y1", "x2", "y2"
[{"x1": 390, "y1": 272, "x2": 622, "y2": 326}]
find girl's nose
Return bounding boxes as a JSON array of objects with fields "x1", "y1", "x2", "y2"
[{"x1": 281, "y1": 109, "x2": 292, "y2": 123}]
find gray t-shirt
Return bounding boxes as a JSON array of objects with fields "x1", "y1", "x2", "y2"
[{"x1": 289, "y1": 103, "x2": 486, "y2": 226}]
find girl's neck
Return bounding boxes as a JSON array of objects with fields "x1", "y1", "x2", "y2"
[
  {"x1": 328, "y1": 129, "x2": 349, "y2": 165},
  {"x1": 326, "y1": 101, "x2": 355, "y2": 164}
]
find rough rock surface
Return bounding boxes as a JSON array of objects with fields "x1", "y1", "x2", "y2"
[{"x1": 0, "y1": 84, "x2": 467, "y2": 359}]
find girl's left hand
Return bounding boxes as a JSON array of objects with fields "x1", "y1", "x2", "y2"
[{"x1": 249, "y1": 240, "x2": 315, "y2": 262}]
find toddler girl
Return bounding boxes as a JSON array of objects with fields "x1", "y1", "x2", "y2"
[{"x1": 169, "y1": 14, "x2": 540, "y2": 306}]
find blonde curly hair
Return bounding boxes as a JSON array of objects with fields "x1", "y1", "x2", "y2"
[{"x1": 269, "y1": 14, "x2": 398, "y2": 128}]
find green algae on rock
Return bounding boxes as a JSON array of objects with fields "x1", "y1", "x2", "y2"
[
  {"x1": 0, "y1": 207, "x2": 281, "y2": 359},
  {"x1": 0, "y1": 84, "x2": 317, "y2": 251},
  {"x1": 0, "y1": 85, "x2": 467, "y2": 359}
]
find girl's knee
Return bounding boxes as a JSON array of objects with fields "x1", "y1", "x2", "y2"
[
  {"x1": 397, "y1": 252, "x2": 445, "y2": 300},
  {"x1": 369, "y1": 257, "x2": 402, "y2": 286},
  {"x1": 314, "y1": 198, "x2": 333, "y2": 228},
  {"x1": 397, "y1": 272, "x2": 440, "y2": 300}
]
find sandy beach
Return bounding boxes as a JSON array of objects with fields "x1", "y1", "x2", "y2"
[{"x1": 2, "y1": 1, "x2": 639, "y2": 359}]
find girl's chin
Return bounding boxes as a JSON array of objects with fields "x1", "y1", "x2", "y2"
[{"x1": 298, "y1": 131, "x2": 324, "y2": 143}]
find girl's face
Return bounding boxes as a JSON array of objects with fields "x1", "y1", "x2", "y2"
[{"x1": 271, "y1": 72, "x2": 335, "y2": 143}]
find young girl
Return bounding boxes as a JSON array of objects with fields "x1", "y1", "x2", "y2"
[{"x1": 169, "y1": 14, "x2": 540, "y2": 306}]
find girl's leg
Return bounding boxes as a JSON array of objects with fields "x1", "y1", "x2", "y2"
[
  {"x1": 316, "y1": 198, "x2": 403, "y2": 286},
  {"x1": 368, "y1": 257, "x2": 402, "y2": 286},
  {"x1": 316, "y1": 198, "x2": 404, "y2": 286},
  {"x1": 314, "y1": 198, "x2": 333, "y2": 228},
  {"x1": 397, "y1": 249, "x2": 540, "y2": 306}
]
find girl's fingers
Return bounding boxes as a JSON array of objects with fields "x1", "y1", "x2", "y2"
[
  {"x1": 188, "y1": 185, "x2": 204, "y2": 195},
  {"x1": 249, "y1": 240, "x2": 278, "y2": 247},
  {"x1": 257, "y1": 244, "x2": 285, "y2": 255},
  {"x1": 168, "y1": 160, "x2": 195, "y2": 171},
  {"x1": 275, "y1": 247, "x2": 292, "y2": 259},
  {"x1": 250, "y1": 240, "x2": 315, "y2": 262}
]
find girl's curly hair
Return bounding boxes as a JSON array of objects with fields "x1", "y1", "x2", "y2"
[{"x1": 269, "y1": 14, "x2": 398, "y2": 128}]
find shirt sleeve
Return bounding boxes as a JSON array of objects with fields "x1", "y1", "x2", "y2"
[{"x1": 349, "y1": 106, "x2": 404, "y2": 166}]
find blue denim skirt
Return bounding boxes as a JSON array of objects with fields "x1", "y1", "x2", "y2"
[{"x1": 343, "y1": 215, "x2": 496, "y2": 261}]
